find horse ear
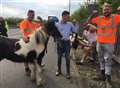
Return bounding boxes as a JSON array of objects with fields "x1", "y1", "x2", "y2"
[{"x1": 35, "y1": 31, "x2": 41, "y2": 44}]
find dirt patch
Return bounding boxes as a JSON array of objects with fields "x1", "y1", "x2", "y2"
[{"x1": 74, "y1": 58, "x2": 120, "y2": 88}]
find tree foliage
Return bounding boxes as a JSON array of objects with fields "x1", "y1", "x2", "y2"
[
  {"x1": 5, "y1": 17, "x2": 23, "y2": 28},
  {"x1": 71, "y1": 0, "x2": 120, "y2": 23},
  {"x1": 98, "y1": 0, "x2": 120, "y2": 13},
  {"x1": 71, "y1": 5, "x2": 89, "y2": 23}
]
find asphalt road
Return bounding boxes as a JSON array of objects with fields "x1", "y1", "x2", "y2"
[{"x1": 0, "y1": 29, "x2": 82, "y2": 88}]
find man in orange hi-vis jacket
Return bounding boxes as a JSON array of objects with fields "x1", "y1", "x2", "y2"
[
  {"x1": 91, "y1": 2, "x2": 120, "y2": 84},
  {"x1": 19, "y1": 10, "x2": 38, "y2": 75},
  {"x1": 19, "y1": 10, "x2": 37, "y2": 42}
]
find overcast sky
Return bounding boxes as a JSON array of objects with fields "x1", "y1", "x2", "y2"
[{"x1": 0, "y1": 0, "x2": 85, "y2": 19}]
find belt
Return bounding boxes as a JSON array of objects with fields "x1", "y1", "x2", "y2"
[{"x1": 61, "y1": 39, "x2": 69, "y2": 41}]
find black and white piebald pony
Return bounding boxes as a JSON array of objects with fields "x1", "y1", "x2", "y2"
[
  {"x1": 0, "y1": 36, "x2": 25, "y2": 62},
  {"x1": 69, "y1": 32, "x2": 93, "y2": 64},
  {"x1": 69, "y1": 32, "x2": 80, "y2": 60},
  {"x1": 15, "y1": 27, "x2": 48, "y2": 86},
  {"x1": 15, "y1": 21, "x2": 62, "y2": 86},
  {"x1": 0, "y1": 29, "x2": 46, "y2": 86},
  {"x1": 0, "y1": 21, "x2": 62, "y2": 86}
]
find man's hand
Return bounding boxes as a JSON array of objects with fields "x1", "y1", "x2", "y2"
[
  {"x1": 92, "y1": 10, "x2": 98, "y2": 15},
  {"x1": 23, "y1": 37, "x2": 29, "y2": 43}
]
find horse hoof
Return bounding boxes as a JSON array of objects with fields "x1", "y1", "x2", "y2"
[
  {"x1": 36, "y1": 81, "x2": 43, "y2": 87},
  {"x1": 25, "y1": 68, "x2": 31, "y2": 76},
  {"x1": 25, "y1": 71, "x2": 31, "y2": 76},
  {"x1": 31, "y1": 76, "x2": 36, "y2": 81},
  {"x1": 36, "y1": 78, "x2": 45, "y2": 87},
  {"x1": 76, "y1": 62, "x2": 84, "y2": 65}
]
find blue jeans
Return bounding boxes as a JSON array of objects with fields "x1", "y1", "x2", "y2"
[{"x1": 57, "y1": 40, "x2": 71, "y2": 74}]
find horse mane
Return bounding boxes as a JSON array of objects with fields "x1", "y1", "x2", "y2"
[{"x1": 44, "y1": 21, "x2": 62, "y2": 39}]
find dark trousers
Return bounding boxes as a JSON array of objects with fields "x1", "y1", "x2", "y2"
[
  {"x1": 57, "y1": 40, "x2": 71, "y2": 75},
  {"x1": 91, "y1": 46, "x2": 97, "y2": 60}
]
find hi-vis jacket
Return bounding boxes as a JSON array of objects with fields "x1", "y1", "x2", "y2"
[
  {"x1": 92, "y1": 14, "x2": 120, "y2": 44},
  {"x1": 19, "y1": 19, "x2": 37, "y2": 38}
]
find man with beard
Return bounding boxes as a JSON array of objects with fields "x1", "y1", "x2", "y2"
[
  {"x1": 91, "y1": 2, "x2": 120, "y2": 84},
  {"x1": 19, "y1": 10, "x2": 37, "y2": 75}
]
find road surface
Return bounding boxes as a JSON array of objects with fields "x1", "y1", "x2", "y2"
[{"x1": 0, "y1": 29, "x2": 82, "y2": 88}]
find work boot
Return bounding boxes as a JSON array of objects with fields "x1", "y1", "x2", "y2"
[
  {"x1": 106, "y1": 75, "x2": 112, "y2": 84},
  {"x1": 56, "y1": 71, "x2": 62, "y2": 76},
  {"x1": 105, "y1": 75, "x2": 112, "y2": 88},
  {"x1": 101, "y1": 70, "x2": 106, "y2": 80},
  {"x1": 66, "y1": 74, "x2": 71, "y2": 79}
]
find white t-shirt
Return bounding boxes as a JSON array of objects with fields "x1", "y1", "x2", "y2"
[{"x1": 83, "y1": 30, "x2": 96, "y2": 44}]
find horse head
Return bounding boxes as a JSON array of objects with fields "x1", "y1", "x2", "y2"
[
  {"x1": 44, "y1": 20, "x2": 62, "y2": 39},
  {"x1": 15, "y1": 27, "x2": 46, "y2": 57}
]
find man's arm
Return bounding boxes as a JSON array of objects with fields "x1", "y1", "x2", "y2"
[
  {"x1": 19, "y1": 20, "x2": 30, "y2": 42},
  {"x1": 81, "y1": 10, "x2": 98, "y2": 30},
  {"x1": 86, "y1": 10, "x2": 98, "y2": 23}
]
